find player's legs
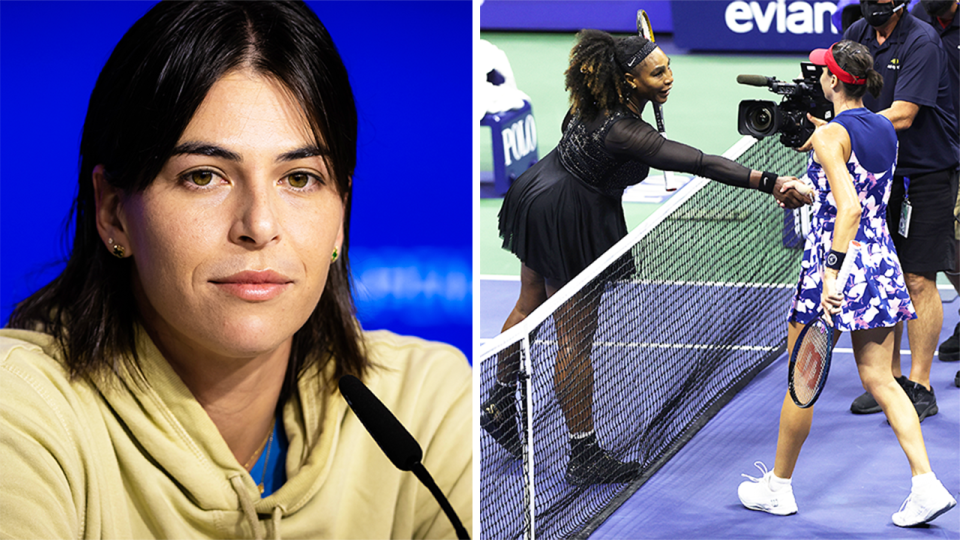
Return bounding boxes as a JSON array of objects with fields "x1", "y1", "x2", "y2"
[
  {"x1": 852, "y1": 326, "x2": 931, "y2": 476},
  {"x1": 772, "y1": 321, "x2": 816, "y2": 480},
  {"x1": 855, "y1": 327, "x2": 957, "y2": 526},
  {"x1": 546, "y1": 277, "x2": 640, "y2": 485},
  {"x1": 739, "y1": 320, "x2": 807, "y2": 515},
  {"x1": 482, "y1": 263, "x2": 549, "y2": 458},
  {"x1": 495, "y1": 263, "x2": 548, "y2": 383},
  {"x1": 891, "y1": 321, "x2": 903, "y2": 375},
  {"x1": 547, "y1": 279, "x2": 600, "y2": 434}
]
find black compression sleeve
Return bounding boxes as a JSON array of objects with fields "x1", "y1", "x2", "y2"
[{"x1": 606, "y1": 118, "x2": 752, "y2": 188}]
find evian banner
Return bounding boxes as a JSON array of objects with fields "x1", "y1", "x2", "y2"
[{"x1": 672, "y1": 0, "x2": 840, "y2": 51}]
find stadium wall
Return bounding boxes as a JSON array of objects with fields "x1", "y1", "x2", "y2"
[{"x1": 481, "y1": 0, "x2": 844, "y2": 52}]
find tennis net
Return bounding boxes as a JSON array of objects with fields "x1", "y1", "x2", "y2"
[{"x1": 479, "y1": 135, "x2": 808, "y2": 540}]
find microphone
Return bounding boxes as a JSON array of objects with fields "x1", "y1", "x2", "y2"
[
  {"x1": 339, "y1": 374, "x2": 421, "y2": 470},
  {"x1": 737, "y1": 74, "x2": 775, "y2": 87},
  {"x1": 339, "y1": 375, "x2": 470, "y2": 540}
]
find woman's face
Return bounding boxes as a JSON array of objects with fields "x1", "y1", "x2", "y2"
[
  {"x1": 628, "y1": 47, "x2": 674, "y2": 105},
  {"x1": 110, "y1": 69, "x2": 343, "y2": 361}
]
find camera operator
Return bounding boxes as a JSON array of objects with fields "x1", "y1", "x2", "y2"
[{"x1": 834, "y1": 0, "x2": 960, "y2": 420}]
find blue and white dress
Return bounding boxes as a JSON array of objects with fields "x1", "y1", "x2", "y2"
[{"x1": 789, "y1": 108, "x2": 916, "y2": 331}]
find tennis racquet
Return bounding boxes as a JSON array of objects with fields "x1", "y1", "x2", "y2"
[
  {"x1": 636, "y1": 9, "x2": 676, "y2": 192},
  {"x1": 788, "y1": 240, "x2": 862, "y2": 408}
]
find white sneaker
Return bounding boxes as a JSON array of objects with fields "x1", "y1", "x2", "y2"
[
  {"x1": 892, "y1": 479, "x2": 957, "y2": 527},
  {"x1": 738, "y1": 462, "x2": 798, "y2": 516}
]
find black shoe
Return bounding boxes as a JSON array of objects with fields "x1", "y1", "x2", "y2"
[
  {"x1": 480, "y1": 390, "x2": 521, "y2": 459},
  {"x1": 851, "y1": 375, "x2": 910, "y2": 414},
  {"x1": 954, "y1": 371, "x2": 959, "y2": 388},
  {"x1": 564, "y1": 440, "x2": 640, "y2": 486},
  {"x1": 902, "y1": 380, "x2": 939, "y2": 421},
  {"x1": 939, "y1": 323, "x2": 959, "y2": 362}
]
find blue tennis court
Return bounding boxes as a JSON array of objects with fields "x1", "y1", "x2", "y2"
[{"x1": 592, "y1": 301, "x2": 960, "y2": 540}]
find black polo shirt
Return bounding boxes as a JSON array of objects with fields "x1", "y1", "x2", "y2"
[
  {"x1": 912, "y1": 2, "x2": 959, "y2": 112},
  {"x1": 845, "y1": 13, "x2": 959, "y2": 176}
]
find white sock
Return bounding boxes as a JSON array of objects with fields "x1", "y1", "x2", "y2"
[
  {"x1": 769, "y1": 473, "x2": 792, "y2": 492},
  {"x1": 911, "y1": 472, "x2": 938, "y2": 491},
  {"x1": 570, "y1": 430, "x2": 595, "y2": 440}
]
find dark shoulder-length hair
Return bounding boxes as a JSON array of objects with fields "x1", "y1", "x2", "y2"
[{"x1": 8, "y1": 0, "x2": 368, "y2": 392}]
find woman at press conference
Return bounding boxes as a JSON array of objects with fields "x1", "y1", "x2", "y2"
[{"x1": 0, "y1": 2, "x2": 471, "y2": 538}]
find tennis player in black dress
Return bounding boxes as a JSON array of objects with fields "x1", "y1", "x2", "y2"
[{"x1": 482, "y1": 30, "x2": 812, "y2": 486}]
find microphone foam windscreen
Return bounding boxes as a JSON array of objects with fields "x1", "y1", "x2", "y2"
[
  {"x1": 736, "y1": 74, "x2": 770, "y2": 87},
  {"x1": 339, "y1": 375, "x2": 423, "y2": 471}
]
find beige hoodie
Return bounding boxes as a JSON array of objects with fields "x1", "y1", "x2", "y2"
[{"x1": 0, "y1": 328, "x2": 471, "y2": 539}]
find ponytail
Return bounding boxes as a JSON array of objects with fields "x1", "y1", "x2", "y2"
[
  {"x1": 564, "y1": 29, "x2": 628, "y2": 122},
  {"x1": 865, "y1": 69, "x2": 883, "y2": 99}
]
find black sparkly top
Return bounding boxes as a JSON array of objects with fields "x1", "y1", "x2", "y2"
[{"x1": 557, "y1": 107, "x2": 752, "y2": 195}]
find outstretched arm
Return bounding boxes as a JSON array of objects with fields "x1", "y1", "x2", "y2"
[{"x1": 607, "y1": 118, "x2": 811, "y2": 208}]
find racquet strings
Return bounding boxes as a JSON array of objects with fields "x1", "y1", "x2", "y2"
[{"x1": 791, "y1": 317, "x2": 830, "y2": 406}]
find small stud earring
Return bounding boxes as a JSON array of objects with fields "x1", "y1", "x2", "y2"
[
  {"x1": 108, "y1": 238, "x2": 126, "y2": 259},
  {"x1": 331, "y1": 247, "x2": 339, "y2": 262}
]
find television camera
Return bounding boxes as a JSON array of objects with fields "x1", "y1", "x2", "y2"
[{"x1": 737, "y1": 62, "x2": 833, "y2": 149}]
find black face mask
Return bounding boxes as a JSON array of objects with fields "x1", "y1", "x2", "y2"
[
  {"x1": 860, "y1": 0, "x2": 904, "y2": 27},
  {"x1": 921, "y1": 0, "x2": 956, "y2": 18}
]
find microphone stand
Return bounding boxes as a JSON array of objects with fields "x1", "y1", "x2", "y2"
[
  {"x1": 338, "y1": 375, "x2": 470, "y2": 539},
  {"x1": 411, "y1": 463, "x2": 470, "y2": 540}
]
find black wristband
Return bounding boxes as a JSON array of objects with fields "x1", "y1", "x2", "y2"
[
  {"x1": 758, "y1": 171, "x2": 777, "y2": 194},
  {"x1": 825, "y1": 249, "x2": 845, "y2": 271}
]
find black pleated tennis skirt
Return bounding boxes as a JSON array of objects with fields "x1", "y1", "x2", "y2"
[{"x1": 498, "y1": 149, "x2": 627, "y2": 283}]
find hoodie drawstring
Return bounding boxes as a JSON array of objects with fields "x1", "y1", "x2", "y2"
[
  {"x1": 230, "y1": 475, "x2": 265, "y2": 539},
  {"x1": 229, "y1": 475, "x2": 285, "y2": 539},
  {"x1": 269, "y1": 506, "x2": 283, "y2": 540}
]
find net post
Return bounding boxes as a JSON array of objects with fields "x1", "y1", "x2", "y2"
[{"x1": 519, "y1": 333, "x2": 537, "y2": 540}]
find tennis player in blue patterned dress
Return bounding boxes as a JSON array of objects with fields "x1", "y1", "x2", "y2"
[{"x1": 738, "y1": 40, "x2": 956, "y2": 527}]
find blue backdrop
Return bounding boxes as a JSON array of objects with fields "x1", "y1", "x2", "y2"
[{"x1": 0, "y1": 1, "x2": 473, "y2": 360}]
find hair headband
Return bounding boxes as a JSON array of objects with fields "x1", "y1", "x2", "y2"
[
  {"x1": 622, "y1": 41, "x2": 658, "y2": 70},
  {"x1": 826, "y1": 46, "x2": 866, "y2": 85}
]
